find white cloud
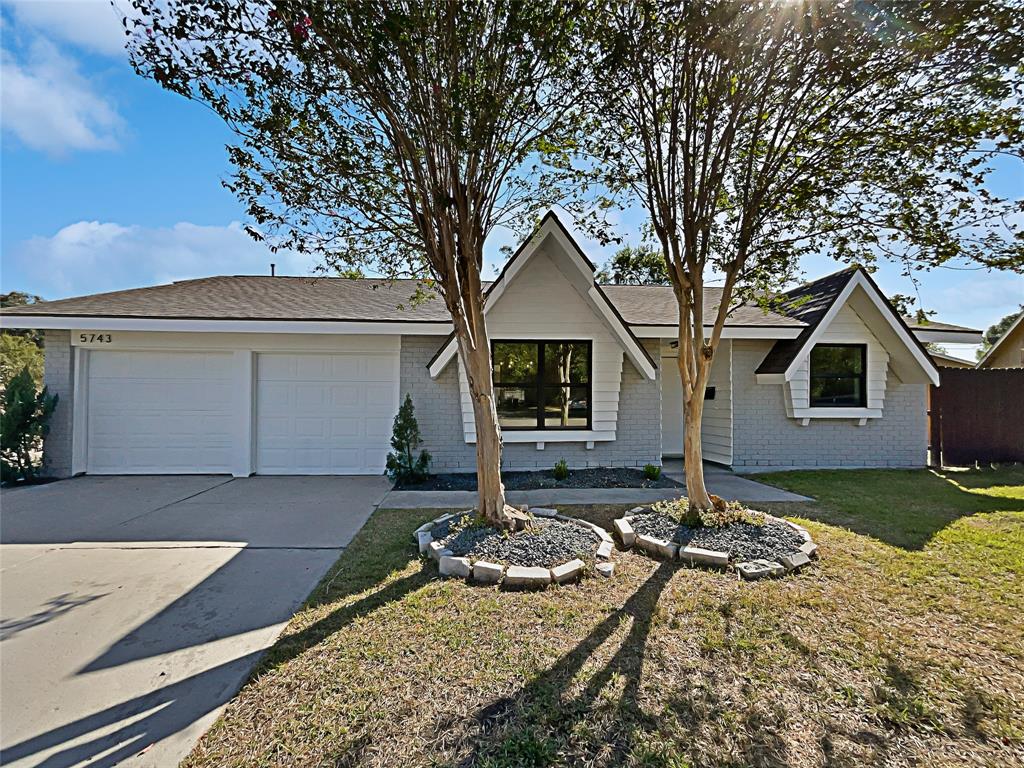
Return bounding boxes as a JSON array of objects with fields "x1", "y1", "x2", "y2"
[
  {"x1": 3, "y1": 0, "x2": 133, "y2": 57},
  {"x1": 4, "y1": 221, "x2": 317, "y2": 298},
  {"x1": 0, "y1": 36, "x2": 124, "y2": 155}
]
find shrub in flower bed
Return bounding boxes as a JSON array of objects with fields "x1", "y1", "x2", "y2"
[
  {"x1": 415, "y1": 508, "x2": 616, "y2": 589},
  {"x1": 613, "y1": 496, "x2": 817, "y2": 579}
]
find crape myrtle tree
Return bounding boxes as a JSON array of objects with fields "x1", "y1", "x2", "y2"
[
  {"x1": 128, "y1": 1, "x2": 587, "y2": 527},
  {"x1": 596, "y1": 244, "x2": 670, "y2": 285},
  {"x1": 573, "y1": 0, "x2": 1023, "y2": 521}
]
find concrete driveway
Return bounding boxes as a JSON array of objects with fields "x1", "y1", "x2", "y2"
[{"x1": 0, "y1": 475, "x2": 390, "y2": 768}]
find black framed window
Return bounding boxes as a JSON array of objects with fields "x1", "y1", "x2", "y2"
[
  {"x1": 809, "y1": 344, "x2": 867, "y2": 407},
  {"x1": 492, "y1": 341, "x2": 591, "y2": 430}
]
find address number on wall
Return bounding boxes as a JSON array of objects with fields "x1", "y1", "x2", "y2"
[{"x1": 79, "y1": 333, "x2": 113, "y2": 344}]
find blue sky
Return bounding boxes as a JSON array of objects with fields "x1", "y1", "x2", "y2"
[{"x1": 2, "y1": 0, "x2": 1021, "y2": 360}]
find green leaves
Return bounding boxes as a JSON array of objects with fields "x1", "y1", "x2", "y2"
[
  {"x1": 0, "y1": 366, "x2": 57, "y2": 483},
  {"x1": 385, "y1": 393, "x2": 431, "y2": 484}
]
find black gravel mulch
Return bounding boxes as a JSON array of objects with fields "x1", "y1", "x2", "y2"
[
  {"x1": 396, "y1": 466, "x2": 682, "y2": 491},
  {"x1": 630, "y1": 512, "x2": 805, "y2": 563},
  {"x1": 435, "y1": 514, "x2": 600, "y2": 568}
]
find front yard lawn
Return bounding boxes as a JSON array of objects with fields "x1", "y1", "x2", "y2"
[{"x1": 186, "y1": 467, "x2": 1024, "y2": 768}]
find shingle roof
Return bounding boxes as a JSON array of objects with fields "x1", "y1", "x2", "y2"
[
  {"x1": 599, "y1": 285, "x2": 804, "y2": 327},
  {"x1": 0, "y1": 276, "x2": 452, "y2": 322},
  {"x1": 1, "y1": 274, "x2": 806, "y2": 328},
  {"x1": 754, "y1": 268, "x2": 858, "y2": 374}
]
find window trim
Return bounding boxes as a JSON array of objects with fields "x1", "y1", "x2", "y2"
[
  {"x1": 492, "y1": 339, "x2": 593, "y2": 431},
  {"x1": 808, "y1": 343, "x2": 867, "y2": 408}
]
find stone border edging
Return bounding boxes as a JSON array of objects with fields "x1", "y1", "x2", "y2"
[
  {"x1": 414, "y1": 508, "x2": 616, "y2": 589},
  {"x1": 612, "y1": 506, "x2": 818, "y2": 580}
]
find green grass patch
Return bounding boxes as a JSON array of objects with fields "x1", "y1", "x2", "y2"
[{"x1": 184, "y1": 468, "x2": 1024, "y2": 768}]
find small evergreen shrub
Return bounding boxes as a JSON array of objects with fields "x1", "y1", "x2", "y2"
[
  {"x1": 643, "y1": 463, "x2": 662, "y2": 481},
  {"x1": 553, "y1": 458, "x2": 569, "y2": 481},
  {"x1": 0, "y1": 366, "x2": 58, "y2": 483},
  {"x1": 385, "y1": 394, "x2": 431, "y2": 483}
]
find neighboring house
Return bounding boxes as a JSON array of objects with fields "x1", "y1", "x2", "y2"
[
  {"x1": 929, "y1": 350, "x2": 976, "y2": 369},
  {"x1": 0, "y1": 213, "x2": 981, "y2": 477},
  {"x1": 977, "y1": 311, "x2": 1024, "y2": 369}
]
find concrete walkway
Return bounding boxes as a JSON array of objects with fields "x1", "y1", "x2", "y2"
[
  {"x1": 1, "y1": 475, "x2": 390, "y2": 768},
  {"x1": 380, "y1": 463, "x2": 810, "y2": 509}
]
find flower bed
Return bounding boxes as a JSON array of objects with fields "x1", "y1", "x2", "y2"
[
  {"x1": 395, "y1": 466, "x2": 681, "y2": 491},
  {"x1": 613, "y1": 501, "x2": 818, "y2": 579},
  {"x1": 415, "y1": 508, "x2": 616, "y2": 588}
]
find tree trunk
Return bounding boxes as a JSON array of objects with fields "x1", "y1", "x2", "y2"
[
  {"x1": 677, "y1": 348, "x2": 712, "y2": 525},
  {"x1": 454, "y1": 302, "x2": 512, "y2": 528},
  {"x1": 682, "y1": 391, "x2": 712, "y2": 523}
]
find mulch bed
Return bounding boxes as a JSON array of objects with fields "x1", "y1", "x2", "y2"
[
  {"x1": 395, "y1": 467, "x2": 682, "y2": 491},
  {"x1": 630, "y1": 511, "x2": 806, "y2": 563},
  {"x1": 434, "y1": 513, "x2": 600, "y2": 568}
]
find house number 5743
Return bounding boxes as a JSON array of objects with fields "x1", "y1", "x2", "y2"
[{"x1": 79, "y1": 333, "x2": 113, "y2": 343}]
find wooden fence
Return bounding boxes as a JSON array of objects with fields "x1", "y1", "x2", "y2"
[{"x1": 929, "y1": 367, "x2": 1024, "y2": 466}]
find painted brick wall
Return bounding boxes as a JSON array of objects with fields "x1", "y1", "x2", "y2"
[
  {"x1": 731, "y1": 339, "x2": 928, "y2": 470},
  {"x1": 42, "y1": 329, "x2": 75, "y2": 478},
  {"x1": 400, "y1": 336, "x2": 662, "y2": 472}
]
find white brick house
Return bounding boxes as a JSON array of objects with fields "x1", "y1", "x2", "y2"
[{"x1": 1, "y1": 213, "x2": 981, "y2": 477}]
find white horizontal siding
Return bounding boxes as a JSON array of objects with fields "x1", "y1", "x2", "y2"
[
  {"x1": 457, "y1": 250, "x2": 624, "y2": 443},
  {"x1": 787, "y1": 304, "x2": 889, "y2": 414},
  {"x1": 702, "y1": 340, "x2": 732, "y2": 464},
  {"x1": 661, "y1": 339, "x2": 732, "y2": 464}
]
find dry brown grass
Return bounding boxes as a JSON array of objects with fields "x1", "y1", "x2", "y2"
[{"x1": 184, "y1": 468, "x2": 1024, "y2": 768}]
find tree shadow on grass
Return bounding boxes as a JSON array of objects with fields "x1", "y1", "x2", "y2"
[
  {"x1": 755, "y1": 468, "x2": 1024, "y2": 551},
  {"x1": 454, "y1": 561, "x2": 793, "y2": 767}
]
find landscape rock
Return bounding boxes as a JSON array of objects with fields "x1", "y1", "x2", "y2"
[
  {"x1": 780, "y1": 551, "x2": 811, "y2": 571},
  {"x1": 737, "y1": 561, "x2": 774, "y2": 581},
  {"x1": 439, "y1": 555, "x2": 472, "y2": 578},
  {"x1": 756, "y1": 558, "x2": 786, "y2": 577},
  {"x1": 634, "y1": 534, "x2": 678, "y2": 560},
  {"x1": 428, "y1": 541, "x2": 452, "y2": 561},
  {"x1": 613, "y1": 518, "x2": 636, "y2": 547},
  {"x1": 799, "y1": 540, "x2": 819, "y2": 558},
  {"x1": 504, "y1": 565, "x2": 552, "y2": 589},
  {"x1": 679, "y1": 546, "x2": 729, "y2": 567},
  {"x1": 635, "y1": 534, "x2": 665, "y2": 555},
  {"x1": 596, "y1": 540, "x2": 614, "y2": 560},
  {"x1": 596, "y1": 561, "x2": 615, "y2": 578},
  {"x1": 550, "y1": 558, "x2": 586, "y2": 584},
  {"x1": 785, "y1": 520, "x2": 812, "y2": 542},
  {"x1": 472, "y1": 560, "x2": 504, "y2": 584},
  {"x1": 529, "y1": 507, "x2": 559, "y2": 518},
  {"x1": 417, "y1": 530, "x2": 433, "y2": 554}
]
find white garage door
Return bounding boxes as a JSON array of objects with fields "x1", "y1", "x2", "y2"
[
  {"x1": 87, "y1": 350, "x2": 234, "y2": 474},
  {"x1": 255, "y1": 352, "x2": 398, "y2": 474}
]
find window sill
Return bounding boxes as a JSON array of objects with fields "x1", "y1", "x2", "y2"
[
  {"x1": 790, "y1": 407, "x2": 882, "y2": 426},
  {"x1": 466, "y1": 429, "x2": 615, "y2": 445}
]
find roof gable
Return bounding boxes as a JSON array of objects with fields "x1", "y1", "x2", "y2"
[
  {"x1": 977, "y1": 311, "x2": 1024, "y2": 368},
  {"x1": 757, "y1": 267, "x2": 939, "y2": 385},
  {"x1": 427, "y1": 212, "x2": 657, "y2": 380}
]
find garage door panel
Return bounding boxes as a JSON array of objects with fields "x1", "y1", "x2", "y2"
[
  {"x1": 364, "y1": 416, "x2": 392, "y2": 437},
  {"x1": 87, "y1": 350, "x2": 234, "y2": 474},
  {"x1": 329, "y1": 385, "x2": 365, "y2": 410},
  {"x1": 293, "y1": 383, "x2": 329, "y2": 411},
  {"x1": 255, "y1": 351, "x2": 397, "y2": 475},
  {"x1": 364, "y1": 357, "x2": 395, "y2": 379},
  {"x1": 364, "y1": 387, "x2": 395, "y2": 410}
]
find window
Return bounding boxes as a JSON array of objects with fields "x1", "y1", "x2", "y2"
[
  {"x1": 809, "y1": 344, "x2": 867, "y2": 407},
  {"x1": 492, "y1": 341, "x2": 591, "y2": 430}
]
